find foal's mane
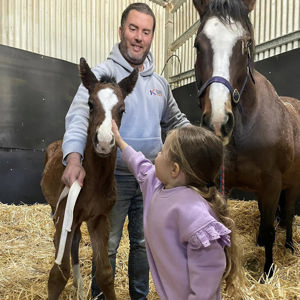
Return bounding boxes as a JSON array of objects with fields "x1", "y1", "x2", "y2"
[
  {"x1": 199, "y1": 0, "x2": 255, "y2": 61},
  {"x1": 99, "y1": 75, "x2": 117, "y2": 84}
]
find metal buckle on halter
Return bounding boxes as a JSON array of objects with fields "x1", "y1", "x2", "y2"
[{"x1": 232, "y1": 89, "x2": 240, "y2": 103}]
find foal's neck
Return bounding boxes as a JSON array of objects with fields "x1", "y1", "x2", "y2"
[{"x1": 84, "y1": 143, "x2": 117, "y2": 176}]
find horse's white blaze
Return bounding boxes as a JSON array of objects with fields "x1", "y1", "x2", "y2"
[
  {"x1": 203, "y1": 17, "x2": 244, "y2": 124},
  {"x1": 97, "y1": 88, "x2": 118, "y2": 152}
]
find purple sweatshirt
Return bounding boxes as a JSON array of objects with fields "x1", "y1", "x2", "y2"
[{"x1": 122, "y1": 146, "x2": 231, "y2": 300}]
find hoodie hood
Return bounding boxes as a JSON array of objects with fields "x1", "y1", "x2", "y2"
[{"x1": 107, "y1": 43, "x2": 155, "y2": 77}]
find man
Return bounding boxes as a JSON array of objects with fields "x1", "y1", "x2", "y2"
[{"x1": 61, "y1": 3, "x2": 190, "y2": 299}]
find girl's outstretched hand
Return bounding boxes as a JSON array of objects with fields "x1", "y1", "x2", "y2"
[{"x1": 112, "y1": 120, "x2": 128, "y2": 152}]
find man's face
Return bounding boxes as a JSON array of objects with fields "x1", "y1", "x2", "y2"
[{"x1": 119, "y1": 9, "x2": 154, "y2": 69}]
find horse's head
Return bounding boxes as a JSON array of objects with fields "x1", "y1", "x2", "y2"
[
  {"x1": 193, "y1": 0, "x2": 255, "y2": 144},
  {"x1": 79, "y1": 58, "x2": 138, "y2": 156}
]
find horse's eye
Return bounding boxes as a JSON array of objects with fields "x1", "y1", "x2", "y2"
[
  {"x1": 194, "y1": 42, "x2": 201, "y2": 52},
  {"x1": 88, "y1": 101, "x2": 94, "y2": 112}
]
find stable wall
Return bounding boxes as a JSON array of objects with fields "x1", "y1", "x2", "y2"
[
  {"x1": 0, "y1": 45, "x2": 299, "y2": 206},
  {"x1": 0, "y1": 45, "x2": 80, "y2": 204}
]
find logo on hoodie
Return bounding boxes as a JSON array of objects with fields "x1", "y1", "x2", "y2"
[{"x1": 150, "y1": 89, "x2": 162, "y2": 96}]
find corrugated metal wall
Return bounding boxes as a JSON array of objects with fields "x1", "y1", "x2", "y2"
[
  {"x1": 166, "y1": 0, "x2": 199, "y2": 87},
  {"x1": 0, "y1": 0, "x2": 166, "y2": 71},
  {"x1": 1, "y1": 0, "x2": 299, "y2": 88},
  {"x1": 252, "y1": 0, "x2": 300, "y2": 60}
]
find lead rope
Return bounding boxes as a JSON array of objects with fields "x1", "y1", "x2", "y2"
[
  {"x1": 220, "y1": 162, "x2": 225, "y2": 196},
  {"x1": 55, "y1": 180, "x2": 81, "y2": 265}
]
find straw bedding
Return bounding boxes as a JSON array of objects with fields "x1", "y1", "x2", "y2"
[{"x1": 1, "y1": 200, "x2": 300, "y2": 299}]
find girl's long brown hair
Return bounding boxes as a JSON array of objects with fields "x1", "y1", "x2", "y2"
[{"x1": 166, "y1": 125, "x2": 243, "y2": 298}]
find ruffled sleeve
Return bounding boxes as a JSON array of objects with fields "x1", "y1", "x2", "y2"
[{"x1": 189, "y1": 221, "x2": 231, "y2": 249}]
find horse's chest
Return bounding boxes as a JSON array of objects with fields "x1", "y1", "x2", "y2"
[{"x1": 76, "y1": 185, "x2": 116, "y2": 219}]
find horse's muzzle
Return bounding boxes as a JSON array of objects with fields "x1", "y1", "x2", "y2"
[{"x1": 201, "y1": 111, "x2": 234, "y2": 145}]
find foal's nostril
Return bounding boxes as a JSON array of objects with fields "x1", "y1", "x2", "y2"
[{"x1": 110, "y1": 136, "x2": 115, "y2": 145}]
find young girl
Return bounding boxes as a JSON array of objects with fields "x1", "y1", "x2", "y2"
[{"x1": 112, "y1": 121, "x2": 241, "y2": 300}]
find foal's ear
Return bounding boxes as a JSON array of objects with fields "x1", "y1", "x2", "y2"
[
  {"x1": 242, "y1": 0, "x2": 256, "y2": 12},
  {"x1": 79, "y1": 57, "x2": 98, "y2": 93},
  {"x1": 118, "y1": 68, "x2": 139, "y2": 99},
  {"x1": 193, "y1": 0, "x2": 210, "y2": 17}
]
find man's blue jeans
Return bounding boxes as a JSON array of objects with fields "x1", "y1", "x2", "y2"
[{"x1": 91, "y1": 174, "x2": 149, "y2": 300}]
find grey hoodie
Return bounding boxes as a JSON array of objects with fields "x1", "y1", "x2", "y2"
[{"x1": 62, "y1": 43, "x2": 189, "y2": 175}]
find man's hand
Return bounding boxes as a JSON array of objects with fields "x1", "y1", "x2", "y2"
[{"x1": 61, "y1": 152, "x2": 86, "y2": 187}]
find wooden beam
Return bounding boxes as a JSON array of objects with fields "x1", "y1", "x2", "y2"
[
  {"x1": 149, "y1": 0, "x2": 168, "y2": 7},
  {"x1": 170, "y1": 20, "x2": 200, "y2": 52},
  {"x1": 171, "y1": 0, "x2": 186, "y2": 13}
]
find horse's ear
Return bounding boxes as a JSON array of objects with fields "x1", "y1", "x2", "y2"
[
  {"x1": 118, "y1": 68, "x2": 139, "y2": 99},
  {"x1": 79, "y1": 57, "x2": 98, "y2": 93},
  {"x1": 193, "y1": 0, "x2": 210, "y2": 17},
  {"x1": 242, "y1": 0, "x2": 256, "y2": 12}
]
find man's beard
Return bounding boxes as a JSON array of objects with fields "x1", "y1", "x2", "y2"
[{"x1": 119, "y1": 38, "x2": 149, "y2": 66}]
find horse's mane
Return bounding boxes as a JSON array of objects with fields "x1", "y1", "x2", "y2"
[
  {"x1": 201, "y1": 0, "x2": 251, "y2": 28},
  {"x1": 200, "y1": 0, "x2": 255, "y2": 60},
  {"x1": 99, "y1": 75, "x2": 117, "y2": 84}
]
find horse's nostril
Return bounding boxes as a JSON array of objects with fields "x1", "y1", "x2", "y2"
[
  {"x1": 94, "y1": 134, "x2": 98, "y2": 145},
  {"x1": 110, "y1": 136, "x2": 115, "y2": 145},
  {"x1": 201, "y1": 113, "x2": 214, "y2": 131},
  {"x1": 221, "y1": 112, "x2": 234, "y2": 136}
]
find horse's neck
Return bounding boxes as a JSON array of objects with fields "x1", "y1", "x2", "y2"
[
  {"x1": 83, "y1": 143, "x2": 116, "y2": 181},
  {"x1": 239, "y1": 70, "x2": 278, "y2": 114},
  {"x1": 233, "y1": 70, "x2": 280, "y2": 144},
  {"x1": 232, "y1": 70, "x2": 260, "y2": 141}
]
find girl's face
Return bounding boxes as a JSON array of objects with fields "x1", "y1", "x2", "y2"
[{"x1": 154, "y1": 134, "x2": 173, "y2": 186}]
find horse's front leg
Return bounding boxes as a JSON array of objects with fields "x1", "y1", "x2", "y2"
[
  {"x1": 256, "y1": 184, "x2": 281, "y2": 278},
  {"x1": 284, "y1": 186, "x2": 299, "y2": 252},
  {"x1": 71, "y1": 223, "x2": 86, "y2": 300},
  {"x1": 87, "y1": 215, "x2": 117, "y2": 300}
]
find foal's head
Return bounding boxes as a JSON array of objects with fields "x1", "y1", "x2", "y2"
[
  {"x1": 79, "y1": 58, "x2": 138, "y2": 156},
  {"x1": 193, "y1": 0, "x2": 255, "y2": 144}
]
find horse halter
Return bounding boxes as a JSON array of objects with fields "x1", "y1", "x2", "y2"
[{"x1": 197, "y1": 50, "x2": 255, "y2": 112}]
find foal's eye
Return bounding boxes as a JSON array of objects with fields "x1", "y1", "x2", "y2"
[
  {"x1": 119, "y1": 107, "x2": 125, "y2": 118},
  {"x1": 88, "y1": 101, "x2": 94, "y2": 112}
]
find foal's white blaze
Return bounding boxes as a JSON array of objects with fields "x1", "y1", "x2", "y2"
[
  {"x1": 96, "y1": 88, "x2": 118, "y2": 154},
  {"x1": 203, "y1": 17, "x2": 244, "y2": 125}
]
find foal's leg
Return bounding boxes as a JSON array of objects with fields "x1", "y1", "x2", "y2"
[
  {"x1": 71, "y1": 224, "x2": 86, "y2": 299},
  {"x1": 87, "y1": 215, "x2": 117, "y2": 300},
  {"x1": 48, "y1": 216, "x2": 75, "y2": 300}
]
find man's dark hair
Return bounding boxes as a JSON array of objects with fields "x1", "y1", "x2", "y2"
[{"x1": 121, "y1": 3, "x2": 156, "y2": 33}]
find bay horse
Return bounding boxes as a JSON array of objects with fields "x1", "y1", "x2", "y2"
[
  {"x1": 193, "y1": 0, "x2": 300, "y2": 277},
  {"x1": 41, "y1": 58, "x2": 138, "y2": 299}
]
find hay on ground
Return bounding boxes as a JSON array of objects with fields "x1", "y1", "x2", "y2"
[{"x1": 0, "y1": 200, "x2": 300, "y2": 299}]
